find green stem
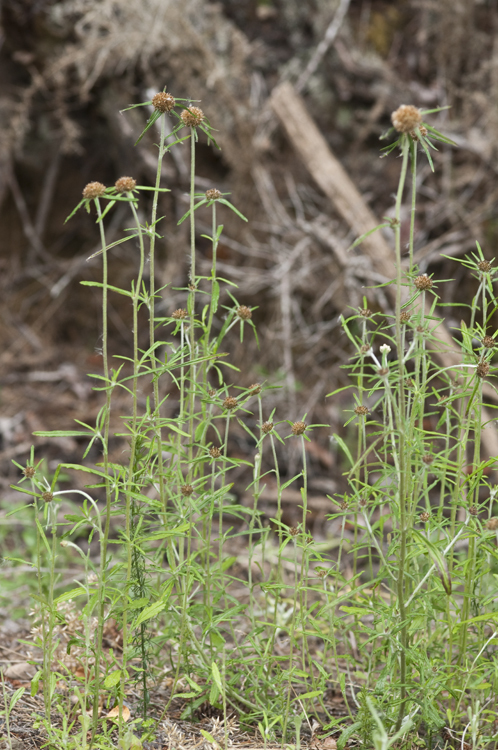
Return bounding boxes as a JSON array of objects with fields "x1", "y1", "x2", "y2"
[
  {"x1": 393, "y1": 137, "x2": 410, "y2": 732},
  {"x1": 91, "y1": 198, "x2": 112, "y2": 747}
]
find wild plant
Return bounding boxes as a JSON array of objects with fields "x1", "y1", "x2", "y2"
[{"x1": 8, "y1": 94, "x2": 498, "y2": 750}]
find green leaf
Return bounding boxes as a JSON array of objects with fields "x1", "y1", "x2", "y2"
[
  {"x1": 332, "y1": 434, "x2": 354, "y2": 468},
  {"x1": 80, "y1": 281, "x2": 134, "y2": 299},
  {"x1": 31, "y1": 670, "x2": 42, "y2": 697},
  {"x1": 9, "y1": 686, "x2": 25, "y2": 712},
  {"x1": 104, "y1": 670, "x2": 122, "y2": 689},
  {"x1": 54, "y1": 588, "x2": 88, "y2": 606},
  {"x1": 211, "y1": 661, "x2": 222, "y2": 692},
  {"x1": 133, "y1": 600, "x2": 166, "y2": 628},
  {"x1": 296, "y1": 689, "x2": 322, "y2": 701}
]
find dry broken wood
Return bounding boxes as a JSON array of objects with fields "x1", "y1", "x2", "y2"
[{"x1": 270, "y1": 80, "x2": 498, "y2": 460}]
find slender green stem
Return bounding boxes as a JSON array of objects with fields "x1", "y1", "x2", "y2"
[
  {"x1": 393, "y1": 137, "x2": 410, "y2": 732},
  {"x1": 90, "y1": 198, "x2": 113, "y2": 747}
]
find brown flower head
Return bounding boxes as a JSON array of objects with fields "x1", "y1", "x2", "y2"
[
  {"x1": 208, "y1": 389, "x2": 217, "y2": 398},
  {"x1": 391, "y1": 105, "x2": 422, "y2": 133},
  {"x1": 152, "y1": 92, "x2": 175, "y2": 113},
  {"x1": 420, "y1": 512, "x2": 430, "y2": 522},
  {"x1": 291, "y1": 421, "x2": 307, "y2": 436},
  {"x1": 23, "y1": 465, "x2": 36, "y2": 479},
  {"x1": 261, "y1": 420, "x2": 274, "y2": 434},
  {"x1": 469, "y1": 505, "x2": 478, "y2": 516},
  {"x1": 289, "y1": 526, "x2": 299, "y2": 537},
  {"x1": 486, "y1": 517, "x2": 498, "y2": 530},
  {"x1": 237, "y1": 305, "x2": 252, "y2": 320},
  {"x1": 377, "y1": 367, "x2": 389, "y2": 377},
  {"x1": 359, "y1": 308, "x2": 371, "y2": 318},
  {"x1": 354, "y1": 405, "x2": 369, "y2": 417},
  {"x1": 205, "y1": 189, "x2": 222, "y2": 201},
  {"x1": 482, "y1": 336, "x2": 496, "y2": 349},
  {"x1": 181, "y1": 484, "x2": 193, "y2": 497},
  {"x1": 422, "y1": 454, "x2": 434, "y2": 465},
  {"x1": 223, "y1": 396, "x2": 238, "y2": 410},
  {"x1": 400, "y1": 311, "x2": 411, "y2": 324},
  {"x1": 83, "y1": 182, "x2": 106, "y2": 200},
  {"x1": 42, "y1": 491, "x2": 54, "y2": 503},
  {"x1": 340, "y1": 501, "x2": 349, "y2": 511},
  {"x1": 181, "y1": 106, "x2": 204, "y2": 128},
  {"x1": 414, "y1": 274, "x2": 433, "y2": 291},
  {"x1": 248, "y1": 383, "x2": 261, "y2": 394},
  {"x1": 478, "y1": 260, "x2": 492, "y2": 273},
  {"x1": 172, "y1": 309, "x2": 188, "y2": 320},
  {"x1": 115, "y1": 176, "x2": 136, "y2": 193},
  {"x1": 209, "y1": 446, "x2": 222, "y2": 459},
  {"x1": 360, "y1": 344, "x2": 370, "y2": 354},
  {"x1": 476, "y1": 361, "x2": 490, "y2": 379}
]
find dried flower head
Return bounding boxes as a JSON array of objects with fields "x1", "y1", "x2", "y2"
[
  {"x1": 400, "y1": 311, "x2": 411, "y2": 323},
  {"x1": 377, "y1": 367, "x2": 389, "y2": 376},
  {"x1": 469, "y1": 505, "x2": 478, "y2": 516},
  {"x1": 476, "y1": 361, "x2": 490, "y2": 379},
  {"x1": 478, "y1": 260, "x2": 492, "y2": 273},
  {"x1": 289, "y1": 526, "x2": 299, "y2": 537},
  {"x1": 181, "y1": 484, "x2": 193, "y2": 497},
  {"x1": 360, "y1": 344, "x2": 370, "y2": 354},
  {"x1": 261, "y1": 420, "x2": 274, "y2": 434},
  {"x1": 359, "y1": 308, "x2": 371, "y2": 317},
  {"x1": 23, "y1": 465, "x2": 36, "y2": 479},
  {"x1": 205, "y1": 188, "x2": 222, "y2": 201},
  {"x1": 482, "y1": 336, "x2": 496, "y2": 349},
  {"x1": 416, "y1": 325, "x2": 425, "y2": 333},
  {"x1": 414, "y1": 274, "x2": 433, "y2": 291},
  {"x1": 223, "y1": 396, "x2": 238, "y2": 410},
  {"x1": 237, "y1": 305, "x2": 252, "y2": 320},
  {"x1": 316, "y1": 568, "x2": 327, "y2": 578},
  {"x1": 391, "y1": 105, "x2": 422, "y2": 133},
  {"x1": 83, "y1": 181, "x2": 106, "y2": 200},
  {"x1": 114, "y1": 176, "x2": 136, "y2": 193},
  {"x1": 486, "y1": 517, "x2": 498, "y2": 530},
  {"x1": 249, "y1": 383, "x2": 262, "y2": 394},
  {"x1": 172, "y1": 309, "x2": 188, "y2": 320},
  {"x1": 181, "y1": 106, "x2": 204, "y2": 127},
  {"x1": 208, "y1": 389, "x2": 217, "y2": 398},
  {"x1": 420, "y1": 512, "x2": 430, "y2": 522},
  {"x1": 340, "y1": 501, "x2": 349, "y2": 511},
  {"x1": 152, "y1": 92, "x2": 175, "y2": 113},
  {"x1": 188, "y1": 283, "x2": 196, "y2": 291},
  {"x1": 42, "y1": 491, "x2": 54, "y2": 503},
  {"x1": 354, "y1": 405, "x2": 369, "y2": 416},
  {"x1": 359, "y1": 497, "x2": 367, "y2": 507},
  {"x1": 209, "y1": 446, "x2": 222, "y2": 459},
  {"x1": 291, "y1": 421, "x2": 307, "y2": 436},
  {"x1": 422, "y1": 453, "x2": 434, "y2": 465}
]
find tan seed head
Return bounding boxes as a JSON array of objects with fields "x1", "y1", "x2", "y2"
[
  {"x1": 115, "y1": 176, "x2": 136, "y2": 193},
  {"x1": 181, "y1": 106, "x2": 204, "y2": 128},
  {"x1": 152, "y1": 92, "x2": 175, "y2": 113},
  {"x1": 83, "y1": 182, "x2": 106, "y2": 200},
  {"x1": 172, "y1": 309, "x2": 188, "y2": 320},
  {"x1": 291, "y1": 421, "x2": 306, "y2": 436},
  {"x1": 223, "y1": 396, "x2": 238, "y2": 410},
  {"x1": 237, "y1": 305, "x2": 252, "y2": 320},
  {"x1": 414, "y1": 274, "x2": 433, "y2": 291},
  {"x1": 391, "y1": 105, "x2": 422, "y2": 133},
  {"x1": 477, "y1": 361, "x2": 490, "y2": 379},
  {"x1": 205, "y1": 188, "x2": 222, "y2": 201}
]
